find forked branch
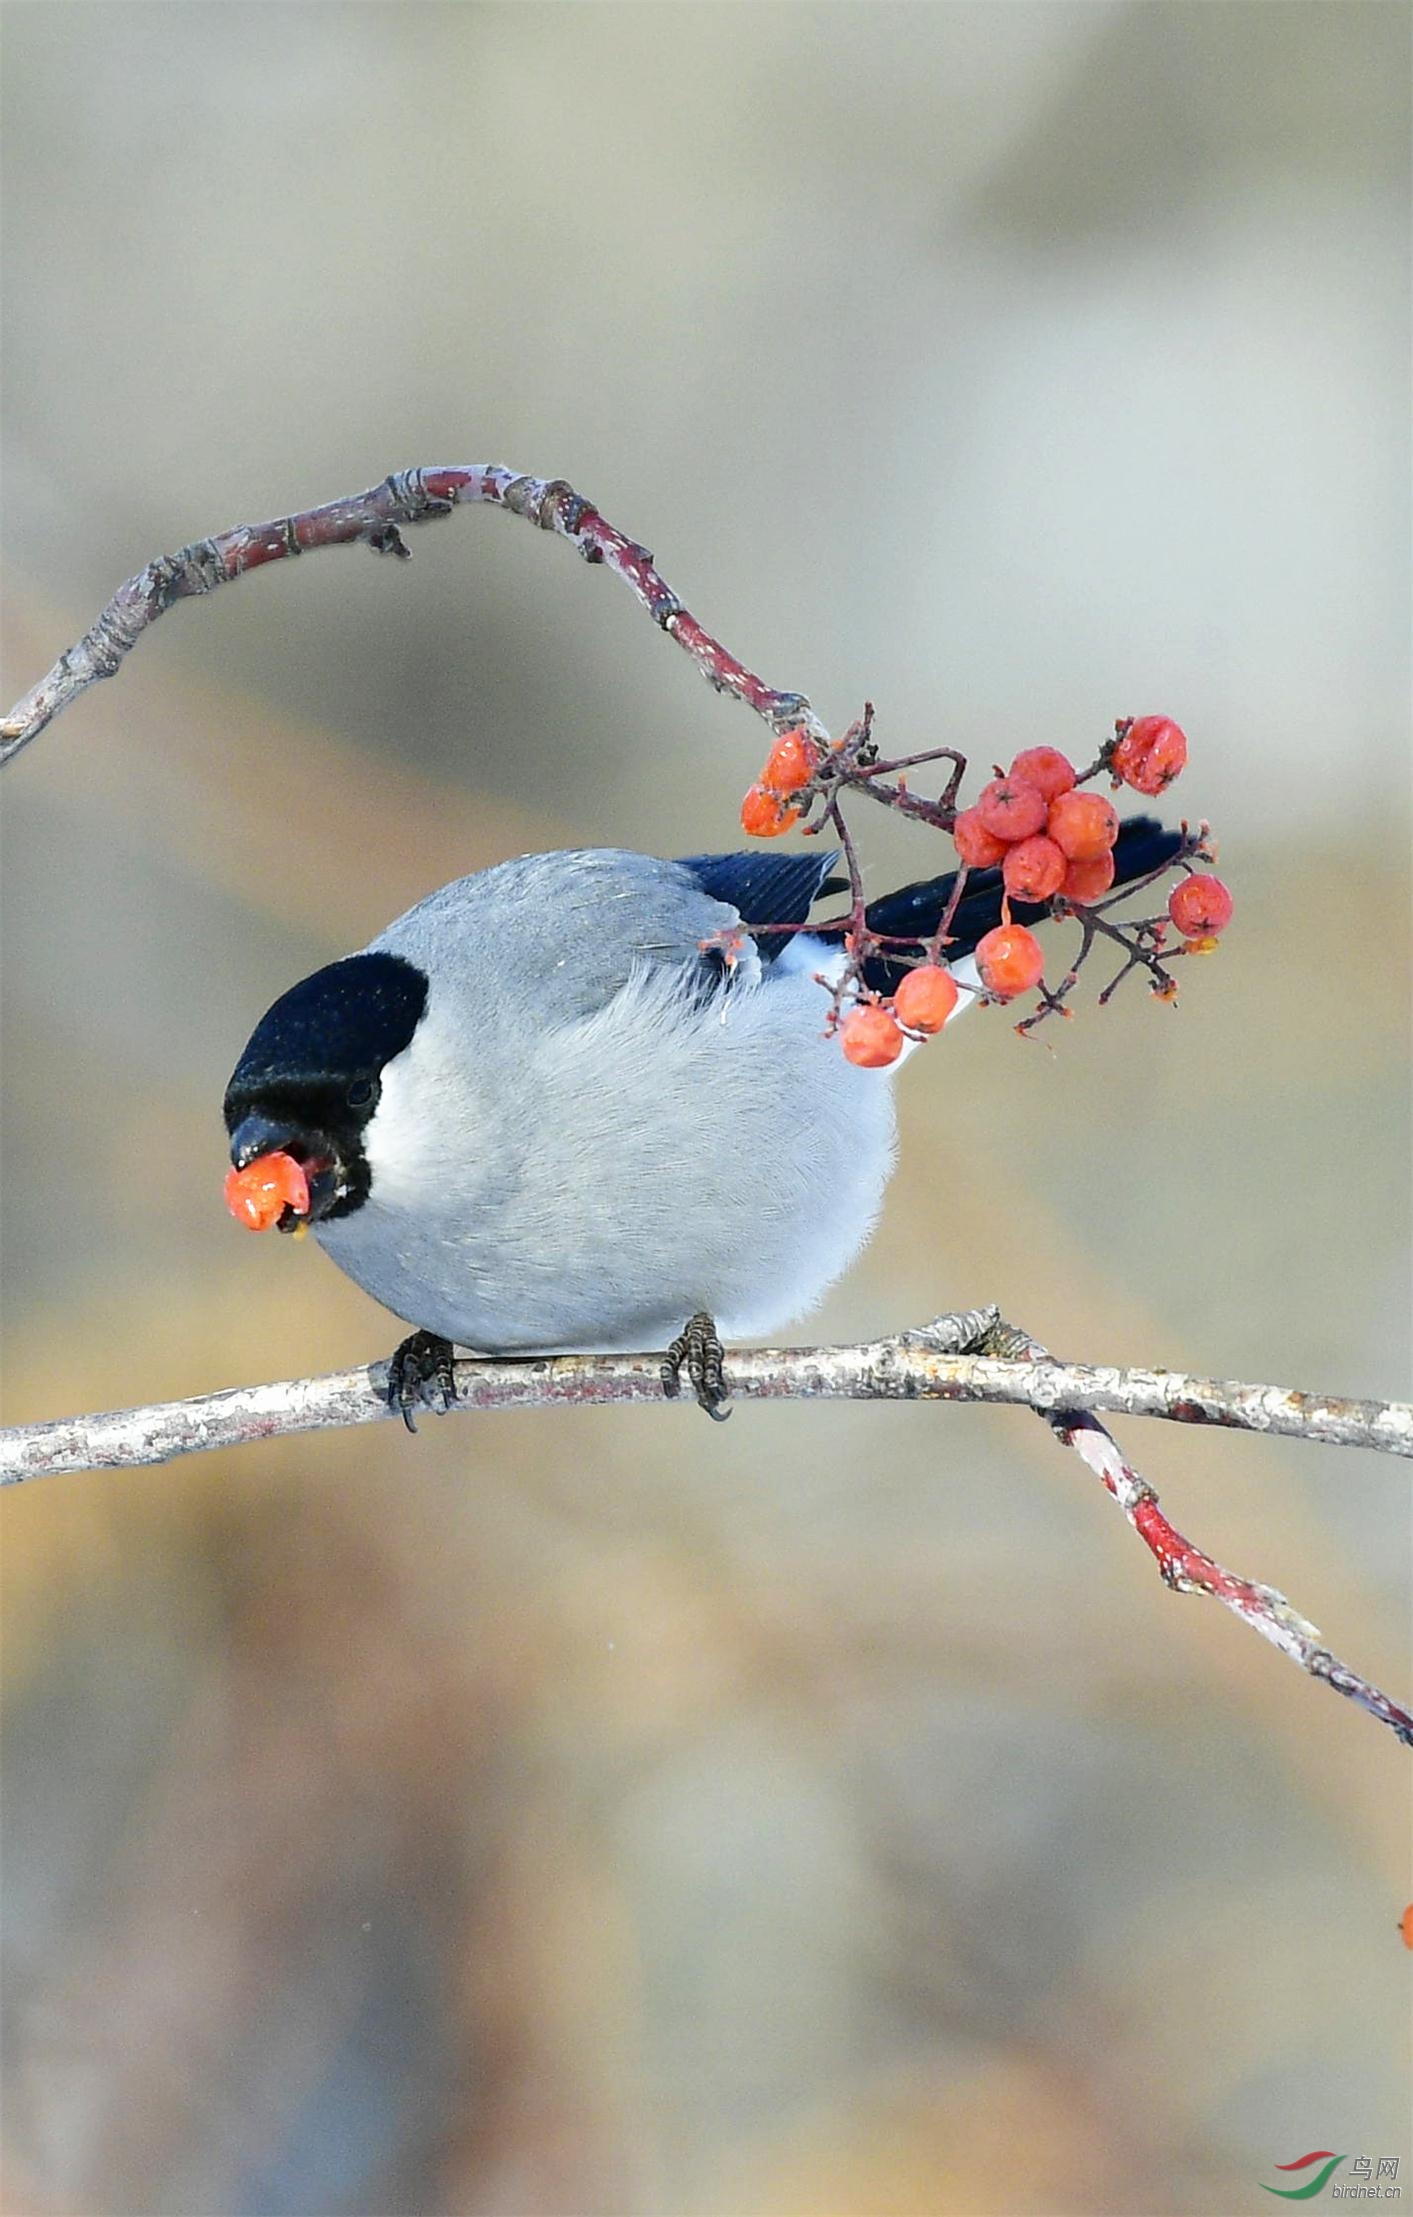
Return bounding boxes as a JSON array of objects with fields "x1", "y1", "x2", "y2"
[{"x1": 2, "y1": 1311, "x2": 1408, "y2": 1747}]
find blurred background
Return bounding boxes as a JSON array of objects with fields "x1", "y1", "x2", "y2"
[{"x1": 2, "y1": 6, "x2": 1409, "y2": 2212}]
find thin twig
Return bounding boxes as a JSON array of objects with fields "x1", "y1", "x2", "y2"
[
  {"x1": 0, "y1": 465, "x2": 824, "y2": 766},
  {"x1": 970, "y1": 1316, "x2": 1413, "y2": 1750},
  {"x1": 0, "y1": 469, "x2": 1206, "y2": 1033}
]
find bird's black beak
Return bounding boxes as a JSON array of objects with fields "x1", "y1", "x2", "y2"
[{"x1": 229, "y1": 1112, "x2": 301, "y2": 1171}]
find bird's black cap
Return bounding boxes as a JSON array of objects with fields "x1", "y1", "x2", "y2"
[{"x1": 223, "y1": 951, "x2": 428, "y2": 1219}]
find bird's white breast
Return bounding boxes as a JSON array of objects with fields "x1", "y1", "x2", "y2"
[{"x1": 317, "y1": 945, "x2": 905, "y2": 1354}]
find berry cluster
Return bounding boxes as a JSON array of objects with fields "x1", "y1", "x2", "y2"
[
  {"x1": 838, "y1": 964, "x2": 960, "y2": 1068},
  {"x1": 737, "y1": 711, "x2": 1231, "y2": 1063},
  {"x1": 740, "y1": 728, "x2": 823, "y2": 837}
]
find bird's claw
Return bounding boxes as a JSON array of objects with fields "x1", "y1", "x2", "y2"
[
  {"x1": 386, "y1": 1330, "x2": 458, "y2": 1432},
  {"x1": 661, "y1": 1312, "x2": 731, "y2": 1421}
]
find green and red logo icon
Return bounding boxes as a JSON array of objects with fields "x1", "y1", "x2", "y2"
[{"x1": 1260, "y1": 2152, "x2": 1347, "y2": 2199}]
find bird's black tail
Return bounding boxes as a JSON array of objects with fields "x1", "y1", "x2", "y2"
[{"x1": 826, "y1": 814, "x2": 1182, "y2": 994}]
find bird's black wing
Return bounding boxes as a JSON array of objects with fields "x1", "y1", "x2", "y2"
[
  {"x1": 674, "y1": 849, "x2": 842, "y2": 965},
  {"x1": 826, "y1": 814, "x2": 1182, "y2": 994}
]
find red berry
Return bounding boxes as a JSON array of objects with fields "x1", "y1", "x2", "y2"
[
  {"x1": 1047, "y1": 789, "x2": 1119, "y2": 861},
  {"x1": 1001, "y1": 834, "x2": 1067, "y2": 903},
  {"x1": 975, "y1": 923, "x2": 1045, "y2": 999},
  {"x1": 224, "y1": 1150, "x2": 311, "y2": 1233},
  {"x1": 893, "y1": 964, "x2": 960, "y2": 1034},
  {"x1": 1114, "y1": 715, "x2": 1188, "y2": 796},
  {"x1": 762, "y1": 727, "x2": 819, "y2": 795},
  {"x1": 952, "y1": 807, "x2": 1009, "y2": 868},
  {"x1": 740, "y1": 784, "x2": 800, "y2": 838},
  {"x1": 975, "y1": 777, "x2": 1048, "y2": 843},
  {"x1": 1168, "y1": 873, "x2": 1233, "y2": 938},
  {"x1": 1400, "y1": 1904, "x2": 1413, "y2": 1950},
  {"x1": 1007, "y1": 746, "x2": 1076, "y2": 802},
  {"x1": 840, "y1": 1002, "x2": 905, "y2": 1067},
  {"x1": 1059, "y1": 851, "x2": 1116, "y2": 903}
]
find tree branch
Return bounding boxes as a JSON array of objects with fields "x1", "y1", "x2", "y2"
[
  {"x1": 5, "y1": 478, "x2": 1409, "y2": 1752},
  {"x1": 4, "y1": 1311, "x2": 1408, "y2": 1746},
  {"x1": 0, "y1": 465, "x2": 823, "y2": 767},
  {"x1": 5, "y1": 1321, "x2": 1408, "y2": 1482}
]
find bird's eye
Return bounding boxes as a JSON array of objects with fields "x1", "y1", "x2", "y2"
[{"x1": 347, "y1": 1078, "x2": 376, "y2": 1110}]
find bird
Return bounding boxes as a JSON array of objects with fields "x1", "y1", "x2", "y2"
[{"x1": 223, "y1": 820, "x2": 1179, "y2": 1425}]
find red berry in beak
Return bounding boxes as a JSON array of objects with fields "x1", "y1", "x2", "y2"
[{"x1": 224, "y1": 1150, "x2": 311, "y2": 1232}]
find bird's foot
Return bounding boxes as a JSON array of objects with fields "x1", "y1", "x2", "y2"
[
  {"x1": 386, "y1": 1330, "x2": 458, "y2": 1433},
  {"x1": 661, "y1": 1311, "x2": 731, "y2": 1422}
]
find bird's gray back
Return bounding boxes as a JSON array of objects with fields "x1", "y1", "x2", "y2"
[
  {"x1": 320, "y1": 845, "x2": 898, "y2": 1352},
  {"x1": 369, "y1": 849, "x2": 742, "y2": 1033}
]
